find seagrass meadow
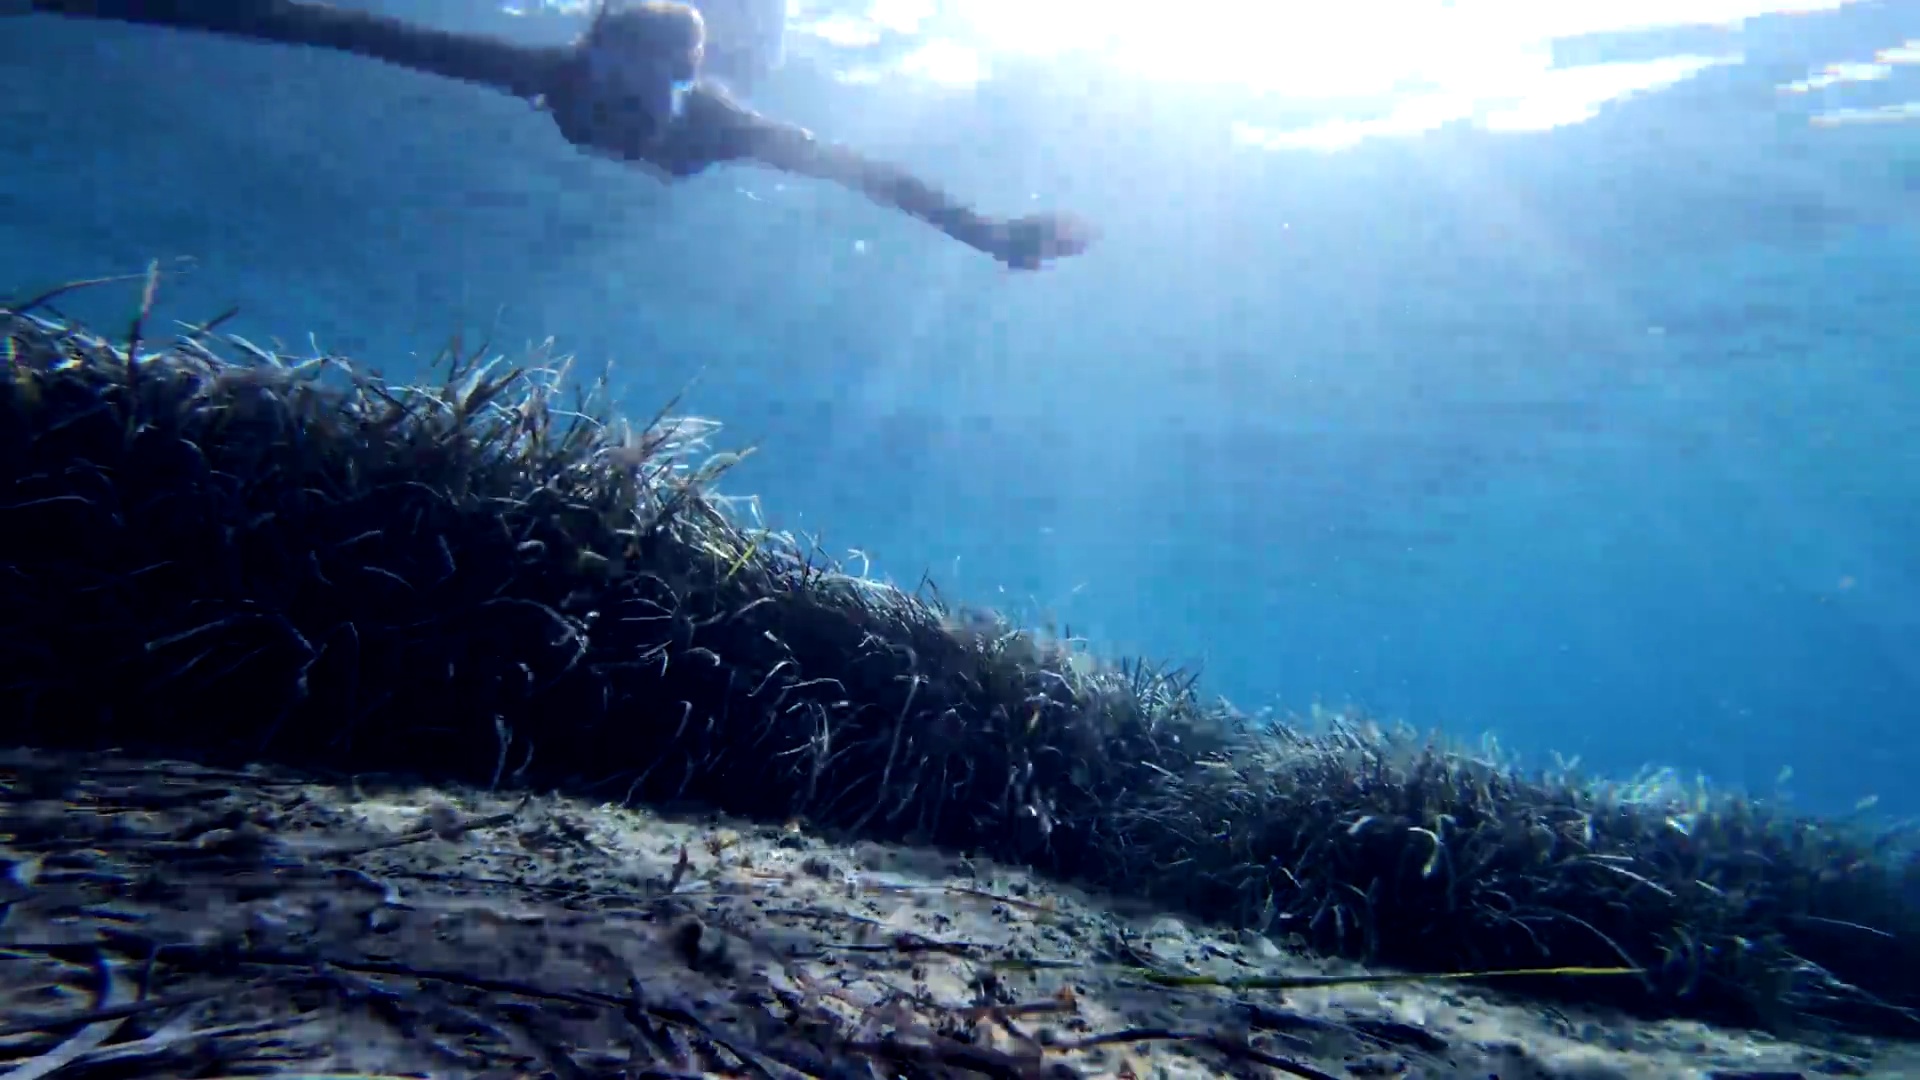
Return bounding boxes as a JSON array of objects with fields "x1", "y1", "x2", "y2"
[{"x1": 3, "y1": 279, "x2": 1919, "y2": 1043}]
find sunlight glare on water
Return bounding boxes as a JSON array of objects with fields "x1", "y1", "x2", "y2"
[
  {"x1": 792, "y1": 0, "x2": 1888, "y2": 145},
  {"x1": 949, "y1": 0, "x2": 1851, "y2": 87}
]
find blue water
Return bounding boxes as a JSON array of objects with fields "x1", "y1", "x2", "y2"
[{"x1": 3, "y1": 0, "x2": 1916, "y2": 817}]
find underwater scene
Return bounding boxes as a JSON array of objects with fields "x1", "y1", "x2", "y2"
[{"x1": 2, "y1": 0, "x2": 1920, "y2": 1076}]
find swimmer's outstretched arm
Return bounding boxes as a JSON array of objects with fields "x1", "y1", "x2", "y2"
[
  {"x1": 654, "y1": 87, "x2": 1097, "y2": 269},
  {"x1": 26, "y1": 0, "x2": 572, "y2": 100}
]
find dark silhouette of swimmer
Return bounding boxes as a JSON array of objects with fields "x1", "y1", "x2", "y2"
[{"x1": 23, "y1": 0, "x2": 1098, "y2": 269}]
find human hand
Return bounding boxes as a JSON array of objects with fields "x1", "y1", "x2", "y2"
[{"x1": 996, "y1": 211, "x2": 1099, "y2": 270}]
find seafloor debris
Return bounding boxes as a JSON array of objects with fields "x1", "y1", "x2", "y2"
[
  {"x1": 0, "y1": 749, "x2": 1904, "y2": 1080},
  {"x1": 1, "y1": 278, "x2": 1919, "y2": 1041}
]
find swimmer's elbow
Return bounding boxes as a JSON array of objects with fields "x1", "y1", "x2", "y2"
[{"x1": 740, "y1": 120, "x2": 828, "y2": 178}]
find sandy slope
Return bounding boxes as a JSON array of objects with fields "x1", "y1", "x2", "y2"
[{"x1": 0, "y1": 748, "x2": 1907, "y2": 1080}]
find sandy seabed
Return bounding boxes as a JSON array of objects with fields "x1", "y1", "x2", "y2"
[{"x1": 0, "y1": 748, "x2": 1910, "y2": 1080}]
